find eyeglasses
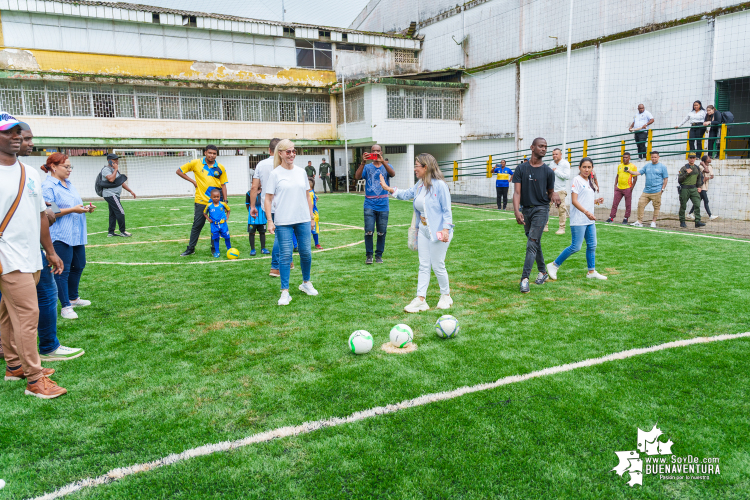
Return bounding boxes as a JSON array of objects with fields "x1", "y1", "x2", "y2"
[
  {"x1": 62, "y1": 165, "x2": 73, "y2": 170},
  {"x1": 283, "y1": 149, "x2": 297, "y2": 155}
]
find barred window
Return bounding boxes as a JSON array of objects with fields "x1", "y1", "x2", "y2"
[
  {"x1": 386, "y1": 86, "x2": 461, "y2": 120},
  {"x1": 336, "y1": 87, "x2": 365, "y2": 123},
  {"x1": 0, "y1": 80, "x2": 330, "y2": 123}
]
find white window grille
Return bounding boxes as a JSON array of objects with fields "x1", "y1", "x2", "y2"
[
  {"x1": 386, "y1": 86, "x2": 461, "y2": 120},
  {"x1": 0, "y1": 80, "x2": 331, "y2": 123},
  {"x1": 336, "y1": 87, "x2": 365, "y2": 123},
  {"x1": 385, "y1": 145, "x2": 407, "y2": 154},
  {"x1": 395, "y1": 49, "x2": 418, "y2": 64}
]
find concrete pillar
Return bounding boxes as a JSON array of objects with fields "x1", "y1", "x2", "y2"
[{"x1": 407, "y1": 144, "x2": 415, "y2": 188}]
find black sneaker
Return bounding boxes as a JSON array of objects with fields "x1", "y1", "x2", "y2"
[
  {"x1": 622, "y1": 218, "x2": 628, "y2": 224},
  {"x1": 365, "y1": 256, "x2": 373, "y2": 265},
  {"x1": 375, "y1": 256, "x2": 383, "y2": 264},
  {"x1": 680, "y1": 222, "x2": 687, "y2": 228},
  {"x1": 605, "y1": 218, "x2": 613, "y2": 223},
  {"x1": 520, "y1": 278, "x2": 530, "y2": 293},
  {"x1": 695, "y1": 222, "x2": 706, "y2": 228},
  {"x1": 107, "y1": 233, "x2": 117, "y2": 237},
  {"x1": 121, "y1": 231, "x2": 132, "y2": 237},
  {"x1": 534, "y1": 272, "x2": 549, "y2": 285},
  {"x1": 180, "y1": 248, "x2": 195, "y2": 257}
]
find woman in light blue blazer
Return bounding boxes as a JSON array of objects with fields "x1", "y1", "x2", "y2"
[{"x1": 379, "y1": 153, "x2": 454, "y2": 312}]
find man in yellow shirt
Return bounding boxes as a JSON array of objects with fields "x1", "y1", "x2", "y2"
[
  {"x1": 606, "y1": 152, "x2": 637, "y2": 224},
  {"x1": 175, "y1": 145, "x2": 228, "y2": 256}
]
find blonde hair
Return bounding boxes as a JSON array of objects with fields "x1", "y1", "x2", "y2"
[
  {"x1": 273, "y1": 139, "x2": 295, "y2": 168},
  {"x1": 416, "y1": 153, "x2": 444, "y2": 191}
]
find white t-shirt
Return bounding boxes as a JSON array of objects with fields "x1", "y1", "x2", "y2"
[
  {"x1": 550, "y1": 159, "x2": 571, "y2": 192},
  {"x1": 252, "y1": 157, "x2": 277, "y2": 213},
  {"x1": 569, "y1": 175, "x2": 596, "y2": 227},
  {"x1": 0, "y1": 162, "x2": 45, "y2": 274},
  {"x1": 633, "y1": 110, "x2": 654, "y2": 130},
  {"x1": 265, "y1": 165, "x2": 311, "y2": 226}
]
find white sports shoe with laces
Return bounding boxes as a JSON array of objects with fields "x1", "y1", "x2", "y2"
[
  {"x1": 404, "y1": 297, "x2": 429, "y2": 313},
  {"x1": 587, "y1": 270, "x2": 608, "y2": 280},
  {"x1": 61, "y1": 307, "x2": 78, "y2": 319},
  {"x1": 436, "y1": 295, "x2": 453, "y2": 310},
  {"x1": 278, "y1": 291, "x2": 292, "y2": 306},
  {"x1": 69, "y1": 297, "x2": 91, "y2": 307},
  {"x1": 298, "y1": 282, "x2": 319, "y2": 296}
]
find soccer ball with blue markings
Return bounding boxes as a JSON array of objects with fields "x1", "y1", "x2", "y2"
[
  {"x1": 435, "y1": 315, "x2": 459, "y2": 338},
  {"x1": 389, "y1": 324, "x2": 413, "y2": 348},
  {"x1": 227, "y1": 248, "x2": 240, "y2": 259}
]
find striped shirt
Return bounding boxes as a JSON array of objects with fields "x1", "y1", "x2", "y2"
[{"x1": 42, "y1": 176, "x2": 88, "y2": 246}]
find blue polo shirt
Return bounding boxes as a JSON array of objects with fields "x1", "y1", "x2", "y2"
[
  {"x1": 640, "y1": 162, "x2": 669, "y2": 194},
  {"x1": 42, "y1": 176, "x2": 88, "y2": 246},
  {"x1": 362, "y1": 163, "x2": 390, "y2": 212}
]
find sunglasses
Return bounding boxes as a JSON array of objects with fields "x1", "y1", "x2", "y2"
[{"x1": 283, "y1": 149, "x2": 297, "y2": 155}]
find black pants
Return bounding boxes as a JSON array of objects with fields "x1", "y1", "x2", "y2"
[
  {"x1": 104, "y1": 195, "x2": 126, "y2": 234},
  {"x1": 187, "y1": 203, "x2": 208, "y2": 251},
  {"x1": 688, "y1": 127, "x2": 706, "y2": 155},
  {"x1": 496, "y1": 186, "x2": 509, "y2": 209},
  {"x1": 634, "y1": 131, "x2": 648, "y2": 159},
  {"x1": 521, "y1": 206, "x2": 549, "y2": 280},
  {"x1": 707, "y1": 127, "x2": 720, "y2": 157},
  {"x1": 689, "y1": 190, "x2": 711, "y2": 217}
]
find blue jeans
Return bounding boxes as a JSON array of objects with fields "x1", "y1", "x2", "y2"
[
  {"x1": 0, "y1": 252, "x2": 61, "y2": 355},
  {"x1": 276, "y1": 223, "x2": 312, "y2": 290},
  {"x1": 364, "y1": 208, "x2": 389, "y2": 257},
  {"x1": 52, "y1": 241, "x2": 86, "y2": 308},
  {"x1": 553, "y1": 224, "x2": 597, "y2": 271},
  {"x1": 271, "y1": 213, "x2": 280, "y2": 270}
]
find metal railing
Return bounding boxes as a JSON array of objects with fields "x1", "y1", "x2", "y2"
[{"x1": 440, "y1": 123, "x2": 750, "y2": 180}]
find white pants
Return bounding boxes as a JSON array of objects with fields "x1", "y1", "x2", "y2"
[{"x1": 417, "y1": 224, "x2": 450, "y2": 298}]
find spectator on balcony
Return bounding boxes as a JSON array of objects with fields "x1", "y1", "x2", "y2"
[
  {"x1": 675, "y1": 100, "x2": 707, "y2": 155},
  {"x1": 702, "y1": 105, "x2": 723, "y2": 158},
  {"x1": 606, "y1": 152, "x2": 637, "y2": 224},
  {"x1": 629, "y1": 104, "x2": 654, "y2": 159},
  {"x1": 492, "y1": 160, "x2": 513, "y2": 210},
  {"x1": 544, "y1": 148, "x2": 570, "y2": 235}
]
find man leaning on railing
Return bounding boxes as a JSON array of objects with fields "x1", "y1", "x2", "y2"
[{"x1": 629, "y1": 104, "x2": 654, "y2": 160}]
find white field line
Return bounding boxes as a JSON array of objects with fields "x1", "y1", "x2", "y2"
[
  {"x1": 87, "y1": 240, "x2": 365, "y2": 265},
  {"x1": 29, "y1": 331, "x2": 750, "y2": 500},
  {"x1": 87, "y1": 221, "x2": 359, "y2": 237},
  {"x1": 597, "y1": 221, "x2": 750, "y2": 243}
]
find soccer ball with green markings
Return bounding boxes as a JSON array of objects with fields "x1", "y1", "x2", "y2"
[
  {"x1": 389, "y1": 324, "x2": 413, "y2": 348},
  {"x1": 349, "y1": 330, "x2": 373, "y2": 354},
  {"x1": 435, "y1": 315, "x2": 459, "y2": 338}
]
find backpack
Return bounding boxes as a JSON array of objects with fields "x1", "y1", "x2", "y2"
[
  {"x1": 721, "y1": 110, "x2": 734, "y2": 125},
  {"x1": 94, "y1": 168, "x2": 105, "y2": 197},
  {"x1": 95, "y1": 167, "x2": 128, "y2": 197}
]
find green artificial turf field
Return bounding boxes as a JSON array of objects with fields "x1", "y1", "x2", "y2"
[{"x1": 1, "y1": 194, "x2": 748, "y2": 500}]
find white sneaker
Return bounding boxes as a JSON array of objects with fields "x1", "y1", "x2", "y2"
[
  {"x1": 69, "y1": 297, "x2": 91, "y2": 308},
  {"x1": 650, "y1": 222, "x2": 657, "y2": 228},
  {"x1": 631, "y1": 221, "x2": 643, "y2": 227},
  {"x1": 547, "y1": 262, "x2": 559, "y2": 281},
  {"x1": 710, "y1": 215, "x2": 719, "y2": 220},
  {"x1": 587, "y1": 270, "x2": 608, "y2": 280},
  {"x1": 39, "y1": 345, "x2": 85, "y2": 361},
  {"x1": 436, "y1": 295, "x2": 453, "y2": 310},
  {"x1": 277, "y1": 291, "x2": 292, "y2": 306},
  {"x1": 61, "y1": 307, "x2": 78, "y2": 319},
  {"x1": 298, "y1": 282, "x2": 319, "y2": 296},
  {"x1": 688, "y1": 213, "x2": 695, "y2": 219},
  {"x1": 404, "y1": 297, "x2": 430, "y2": 313}
]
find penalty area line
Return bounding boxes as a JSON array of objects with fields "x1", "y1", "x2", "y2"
[{"x1": 28, "y1": 332, "x2": 750, "y2": 500}]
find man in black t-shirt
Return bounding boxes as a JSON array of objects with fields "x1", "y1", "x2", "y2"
[{"x1": 512, "y1": 137, "x2": 561, "y2": 293}]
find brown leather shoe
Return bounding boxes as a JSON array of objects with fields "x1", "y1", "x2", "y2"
[
  {"x1": 25, "y1": 376, "x2": 67, "y2": 399},
  {"x1": 269, "y1": 268, "x2": 280, "y2": 277},
  {"x1": 5, "y1": 366, "x2": 55, "y2": 381}
]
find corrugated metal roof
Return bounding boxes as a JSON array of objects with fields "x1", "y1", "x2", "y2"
[{"x1": 49, "y1": 0, "x2": 416, "y2": 39}]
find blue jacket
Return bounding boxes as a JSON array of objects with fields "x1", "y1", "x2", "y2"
[{"x1": 392, "y1": 179, "x2": 454, "y2": 242}]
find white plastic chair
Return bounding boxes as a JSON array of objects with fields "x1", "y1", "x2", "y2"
[{"x1": 356, "y1": 179, "x2": 366, "y2": 192}]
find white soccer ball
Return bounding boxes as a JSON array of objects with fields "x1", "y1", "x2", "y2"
[
  {"x1": 389, "y1": 324, "x2": 413, "y2": 348},
  {"x1": 349, "y1": 330, "x2": 373, "y2": 354},
  {"x1": 435, "y1": 315, "x2": 460, "y2": 338},
  {"x1": 0, "y1": 479, "x2": 5, "y2": 490}
]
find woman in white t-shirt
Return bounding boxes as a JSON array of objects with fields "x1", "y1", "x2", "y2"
[
  {"x1": 264, "y1": 139, "x2": 318, "y2": 306},
  {"x1": 547, "y1": 158, "x2": 607, "y2": 281}
]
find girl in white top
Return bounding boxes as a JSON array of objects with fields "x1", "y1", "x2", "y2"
[
  {"x1": 264, "y1": 139, "x2": 318, "y2": 306},
  {"x1": 379, "y1": 153, "x2": 454, "y2": 312},
  {"x1": 547, "y1": 157, "x2": 607, "y2": 281},
  {"x1": 676, "y1": 100, "x2": 708, "y2": 155}
]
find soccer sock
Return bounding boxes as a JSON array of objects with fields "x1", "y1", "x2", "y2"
[
  {"x1": 8, "y1": 365, "x2": 22, "y2": 371},
  {"x1": 259, "y1": 232, "x2": 266, "y2": 249},
  {"x1": 313, "y1": 233, "x2": 319, "y2": 245},
  {"x1": 225, "y1": 237, "x2": 232, "y2": 250},
  {"x1": 249, "y1": 233, "x2": 255, "y2": 251}
]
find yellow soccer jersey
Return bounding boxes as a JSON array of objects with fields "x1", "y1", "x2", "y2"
[
  {"x1": 616, "y1": 163, "x2": 637, "y2": 190},
  {"x1": 180, "y1": 157, "x2": 228, "y2": 204}
]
